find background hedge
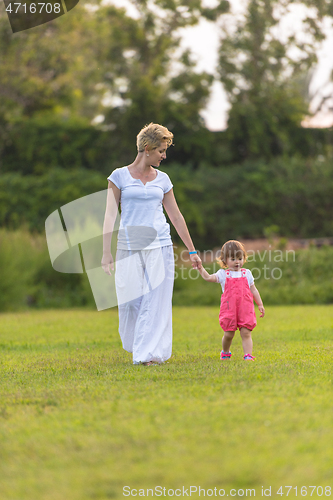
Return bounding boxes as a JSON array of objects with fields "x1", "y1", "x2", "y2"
[
  {"x1": 1, "y1": 116, "x2": 332, "y2": 176},
  {"x1": 1, "y1": 229, "x2": 332, "y2": 311},
  {"x1": 1, "y1": 157, "x2": 333, "y2": 248}
]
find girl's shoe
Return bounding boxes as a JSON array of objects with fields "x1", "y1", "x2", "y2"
[
  {"x1": 220, "y1": 351, "x2": 232, "y2": 360},
  {"x1": 243, "y1": 354, "x2": 255, "y2": 360}
]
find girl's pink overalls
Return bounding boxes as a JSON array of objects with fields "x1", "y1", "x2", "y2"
[{"x1": 219, "y1": 269, "x2": 257, "y2": 332}]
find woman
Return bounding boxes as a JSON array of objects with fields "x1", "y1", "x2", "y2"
[{"x1": 102, "y1": 123, "x2": 201, "y2": 365}]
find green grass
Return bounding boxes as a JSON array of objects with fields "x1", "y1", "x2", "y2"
[{"x1": 0, "y1": 306, "x2": 333, "y2": 500}]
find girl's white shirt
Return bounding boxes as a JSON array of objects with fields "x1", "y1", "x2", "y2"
[
  {"x1": 107, "y1": 166, "x2": 173, "y2": 250},
  {"x1": 214, "y1": 268, "x2": 254, "y2": 293}
]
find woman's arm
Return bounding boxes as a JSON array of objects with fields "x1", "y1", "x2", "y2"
[
  {"x1": 101, "y1": 181, "x2": 120, "y2": 274},
  {"x1": 250, "y1": 283, "x2": 265, "y2": 317},
  {"x1": 162, "y1": 188, "x2": 202, "y2": 269}
]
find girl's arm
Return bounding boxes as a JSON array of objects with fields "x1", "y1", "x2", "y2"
[
  {"x1": 198, "y1": 266, "x2": 218, "y2": 283},
  {"x1": 101, "y1": 181, "x2": 120, "y2": 274},
  {"x1": 162, "y1": 188, "x2": 202, "y2": 269},
  {"x1": 250, "y1": 284, "x2": 265, "y2": 317}
]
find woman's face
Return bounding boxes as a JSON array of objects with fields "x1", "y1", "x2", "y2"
[{"x1": 148, "y1": 141, "x2": 167, "y2": 167}]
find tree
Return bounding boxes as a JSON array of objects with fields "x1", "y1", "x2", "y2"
[
  {"x1": 0, "y1": 0, "x2": 230, "y2": 169},
  {"x1": 0, "y1": 3, "x2": 110, "y2": 120},
  {"x1": 0, "y1": 1, "x2": 115, "y2": 167},
  {"x1": 218, "y1": 0, "x2": 328, "y2": 160},
  {"x1": 94, "y1": 0, "x2": 230, "y2": 166}
]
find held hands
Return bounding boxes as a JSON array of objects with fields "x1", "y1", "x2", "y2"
[
  {"x1": 101, "y1": 253, "x2": 114, "y2": 275},
  {"x1": 258, "y1": 305, "x2": 265, "y2": 318},
  {"x1": 189, "y1": 252, "x2": 202, "y2": 270}
]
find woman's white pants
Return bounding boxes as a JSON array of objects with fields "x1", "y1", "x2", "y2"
[{"x1": 115, "y1": 245, "x2": 174, "y2": 364}]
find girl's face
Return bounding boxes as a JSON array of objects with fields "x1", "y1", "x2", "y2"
[{"x1": 225, "y1": 253, "x2": 244, "y2": 271}]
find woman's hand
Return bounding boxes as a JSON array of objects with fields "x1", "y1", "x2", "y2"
[
  {"x1": 189, "y1": 253, "x2": 202, "y2": 270},
  {"x1": 163, "y1": 190, "x2": 201, "y2": 270},
  {"x1": 101, "y1": 253, "x2": 114, "y2": 275}
]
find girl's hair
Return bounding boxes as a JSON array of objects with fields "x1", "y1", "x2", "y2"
[
  {"x1": 136, "y1": 123, "x2": 174, "y2": 152},
  {"x1": 217, "y1": 240, "x2": 248, "y2": 269}
]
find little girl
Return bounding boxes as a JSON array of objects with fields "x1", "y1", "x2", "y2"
[{"x1": 198, "y1": 240, "x2": 265, "y2": 361}]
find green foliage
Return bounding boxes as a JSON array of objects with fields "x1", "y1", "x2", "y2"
[
  {"x1": 1, "y1": 155, "x2": 333, "y2": 244},
  {"x1": 0, "y1": 306, "x2": 332, "y2": 498},
  {"x1": 31, "y1": 249, "x2": 95, "y2": 309},
  {"x1": 173, "y1": 245, "x2": 333, "y2": 306},
  {"x1": 256, "y1": 244, "x2": 333, "y2": 305},
  {"x1": 0, "y1": 114, "x2": 332, "y2": 175},
  {"x1": 0, "y1": 229, "x2": 43, "y2": 310},
  {"x1": 0, "y1": 168, "x2": 106, "y2": 231},
  {"x1": 1, "y1": 0, "x2": 332, "y2": 170},
  {"x1": 1, "y1": 230, "x2": 333, "y2": 312},
  {"x1": 1, "y1": 115, "x2": 112, "y2": 175},
  {"x1": 0, "y1": 1, "x2": 109, "y2": 120},
  {"x1": 218, "y1": 0, "x2": 327, "y2": 161},
  {"x1": 225, "y1": 86, "x2": 308, "y2": 159},
  {"x1": 0, "y1": 229, "x2": 95, "y2": 311},
  {"x1": 0, "y1": 0, "x2": 224, "y2": 168},
  {"x1": 165, "y1": 157, "x2": 333, "y2": 248},
  {"x1": 97, "y1": 0, "x2": 225, "y2": 167}
]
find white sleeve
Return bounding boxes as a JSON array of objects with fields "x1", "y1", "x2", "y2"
[
  {"x1": 214, "y1": 269, "x2": 225, "y2": 284},
  {"x1": 247, "y1": 269, "x2": 254, "y2": 287},
  {"x1": 162, "y1": 172, "x2": 173, "y2": 193},
  {"x1": 107, "y1": 168, "x2": 121, "y2": 189}
]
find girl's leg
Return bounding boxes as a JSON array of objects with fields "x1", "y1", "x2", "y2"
[
  {"x1": 222, "y1": 331, "x2": 235, "y2": 353},
  {"x1": 240, "y1": 327, "x2": 253, "y2": 355}
]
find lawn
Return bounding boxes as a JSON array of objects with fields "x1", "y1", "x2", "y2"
[{"x1": 0, "y1": 306, "x2": 332, "y2": 500}]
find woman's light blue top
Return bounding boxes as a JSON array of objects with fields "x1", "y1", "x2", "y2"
[{"x1": 107, "y1": 166, "x2": 173, "y2": 250}]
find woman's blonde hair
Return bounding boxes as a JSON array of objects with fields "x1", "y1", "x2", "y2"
[
  {"x1": 217, "y1": 240, "x2": 248, "y2": 269},
  {"x1": 136, "y1": 123, "x2": 173, "y2": 152}
]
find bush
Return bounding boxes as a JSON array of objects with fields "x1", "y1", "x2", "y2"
[
  {"x1": 0, "y1": 229, "x2": 43, "y2": 311},
  {"x1": 1, "y1": 116, "x2": 113, "y2": 176},
  {"x1": 172, "y1": 245, "x2": 333, "y2": 306},
  {"x1": 1, "y1": 115, "x2": 332, "y2": 174},
  {"x1": 1, "y1": 157, "x2": 333, "y2": 244},
  {"x1": 164, "y1": 157, "x2": 333, "y2": 248},
  {"x1": 0, "y1": 230, "x2": 332, "y2": 311},
  {"x1": 0, "y1": 229, "x2": 96, "y2": 311},
  {"x1": 0, "y1": 169, "x2": 106, "y2": 232}
]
